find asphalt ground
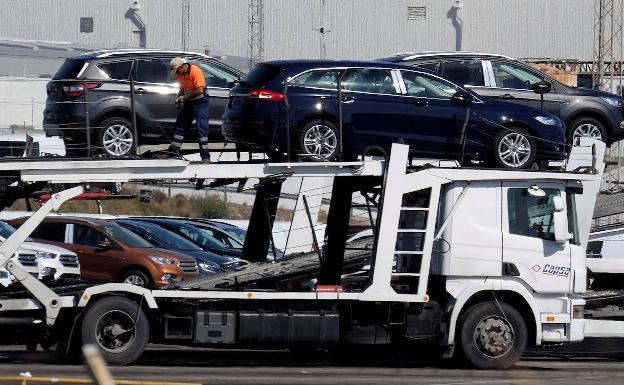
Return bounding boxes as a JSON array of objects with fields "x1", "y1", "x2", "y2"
[{"x1": 0, "y1": 339, "x2": 622, "y2": 385}]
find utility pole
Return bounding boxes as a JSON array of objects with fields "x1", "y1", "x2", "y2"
[
  {"x1": 181, "y1": 0, "x2": 190, "y2": 50},
  {"x1": 248, "y1": 0, "x2": 265, "y2": 68},
  {"x1": 593, "y1": 0, "x2": 623, "y2": 93},
  {"x1": 312, "y1": 0, "x2": 330, "y2": 59}
]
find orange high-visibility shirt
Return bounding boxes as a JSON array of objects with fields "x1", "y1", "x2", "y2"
[{"x1": 176, "y1": 64, "x2": 206, "y2": 92}]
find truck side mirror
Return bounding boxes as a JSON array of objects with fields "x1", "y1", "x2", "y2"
[{"x1": 552, "y1": 196, "x2": 569, "y2": 245}]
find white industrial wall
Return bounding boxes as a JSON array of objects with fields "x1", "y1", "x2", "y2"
[
  {"x1": 0, "y1": 78, "x2": 46, "y2": 130},
  {"x1": 0, "y1": 0, "x2": 596, "y2": 62}
]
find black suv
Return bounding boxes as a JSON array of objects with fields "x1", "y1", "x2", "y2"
[
  {"x1": 378, "y1": 52, "x2": 624, "y2": 146},
  {"x1": 44, "y1": 49, "x2": 243, "y2": 157}
]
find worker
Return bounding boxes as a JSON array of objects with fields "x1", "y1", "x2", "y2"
[{"x1": 167, "y1": 57, "x2": 210, "y2": 161}]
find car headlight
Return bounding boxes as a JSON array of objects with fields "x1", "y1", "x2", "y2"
[
  {"x1": 535, "y1": 116, "x2": 561, "y2": 126},
  {"x1": 35, "y1": 252, "x2": 57, "y2": 259},
  {"x1": 600, "y1": 96, "x2": 624, "y2": 108},
  {"x1": 148, "y1": 256, "x2": 176, "y2": 265},
  {"x1": 198, "y1": 261, "x2": 220, "y2": 273}
]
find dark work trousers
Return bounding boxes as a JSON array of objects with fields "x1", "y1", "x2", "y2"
[{"x1": 169, "y1": 96, "x2": 210, "y2": 160}]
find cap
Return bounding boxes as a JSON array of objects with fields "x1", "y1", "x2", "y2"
[{"x1": 169, "y1": 57, "x2": 185, "y2": 74}]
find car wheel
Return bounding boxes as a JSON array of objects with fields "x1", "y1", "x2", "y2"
[
  {"x1": 298, "y1": 120, "x2": 340, "y2": 161},
  {"x1": 456, "y1": 301, "x2": 527, "y2": 370},
  {"x1": 567, "y1": 117, "x2": 607, "y2": 146},
  {"x1": 97, "y1": 117, "x2": 136, "y2": 157},
  {"x1": 492, "y1": 128, "x2": 536, "y2": 169},
  {"x1": 81, "y1": 296, "x2": 149, "y2": 366},
  {"x1": 121, "y1": 270, "x2": 151, "y2": 288}
]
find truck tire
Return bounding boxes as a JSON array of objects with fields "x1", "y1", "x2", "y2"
[
  {"x1": 457, "y1": 301, "x2": 527, "y2": 370},
  {"x1": 81, "y1": 296, "x2": 149, "y2": 365}
]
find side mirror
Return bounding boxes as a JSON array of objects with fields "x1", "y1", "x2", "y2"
[
  {"x1": 552, "y1": 196, "x2": 569, "y2": 245},
  {"x1": 532, "y1": 80, "x2": 552, "y2": 95},
  {"x1": 451, "y1": 91, "x2": 473, "y2": 106},
  {"x1": 97, "y1": 240, "x2": 112, "y2": 250}
]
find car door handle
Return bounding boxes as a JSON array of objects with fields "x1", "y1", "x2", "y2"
[
  {"x1": 501, "y1": 94, "x2": 515, "y2": 100},
  {"x1": 135, "y1": 88, "x2": 147, "y2": 95},
  {"x1": 341, "y1": 95, "x2": 356, "y2": 103},
  {"x1": 410, "y1": 100, "x2": 428, "y2": 107}
]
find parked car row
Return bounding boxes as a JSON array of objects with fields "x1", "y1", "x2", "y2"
[
  {"x1": 7, "y1": 215, "x2": 263, "y2": 288},
  {"x1": 45, "y1": 50, "x2": 624, "y2": 168}
]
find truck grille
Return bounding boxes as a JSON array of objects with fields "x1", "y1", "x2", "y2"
[
  {"x1": 59, "y1": 254, "x2": 79, "y2": 268},
  {"x1": 178, "y1": 260, "x2": 198, "y2": 273},
  {"x1": 17, "y1": 253, "x2": 37, "y2": 267}
]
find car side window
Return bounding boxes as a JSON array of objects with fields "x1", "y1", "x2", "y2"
[
  {"x1": 341, "y1": 68, "x2": 397, "y2": 95},
  {"x1": 193, "y1": 60, "x2": 240, "y2": 88},
  {"x1": 73, "y1": 224, "x2": 106, "y2": 247},
  {"x1": 292, "y1": 69, "x2": 342, "y2": 89},
  {"x1": 507, "y1": 188, "x2": 560, "y2": 242},
  {"x1": 97, "y1": 61, "x2": 133, "y2": 80},
  {"x1": 440, "y1": 60, "x2": 485, "y2": 87},
  {"x1": 491, "y1": 61, "x2": 542, "y2": 90},
  {"x1": 400, "y1": 71, "x2": 458, "y2": 99},
  {"x1": 35, "y1": 223, "x2": 66, "y2": 242},
  {"x1": 134, "y1": 59, "x2": 173, "y2": 84}
]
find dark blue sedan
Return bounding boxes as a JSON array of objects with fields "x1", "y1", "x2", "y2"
[{"x1": 222, "y1": 60, "x2": 567, "y2": 168}]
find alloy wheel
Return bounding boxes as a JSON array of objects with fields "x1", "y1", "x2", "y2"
[
  {"x1": 497, "y1": 132, "x2": 532, "y2": 168},
  {"x1": 303, "y1": 124, "x2": 337, "y2": 159},
  {"x1": 94, "y1": 310, "x2": 136, "y2": 354},
  {"x1": 572, "y1": 123, "x2": 603, "y2": 146},
  {"x1": 124, "y1": 274, "x2": 147, "y2": 287},
  {"x1": 103, "y1": 124, "x2": 134, "y2": 156},
  {"x1": 473, "y1": 315, "x2": 515, "y2": 358}
]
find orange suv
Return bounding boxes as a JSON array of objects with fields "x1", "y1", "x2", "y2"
[{"x1": 10, "y1": 216, "x2": 198, "y2": 287}]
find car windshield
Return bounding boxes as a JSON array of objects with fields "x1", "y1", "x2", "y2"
[
  {"x1": 101, "y1": 223, "x2": 153, "y2": 248},
  {"x1": 216, "y1": 224, "x2": 246, "y2": 242},
  {"x1": 0, "y1": 221, "x2": 32, "y2": 242},
  {"x1": 121, "y1": 221, "x2": 203, "y2": 251},
  {"x1": 174, "y1": 223, "x2": 231, "y2": 249},
  {"x1": 241, "y1": 63, "x2": 282, "y2": 86},
  {"x1": 194, "y1": 224, "x2": 243, "y2": 249}
]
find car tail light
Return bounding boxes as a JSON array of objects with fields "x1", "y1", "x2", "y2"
[
  {"x1": 248, "y1": 89, "x2": 284, "y2": 101},
  {"x1": 61, "y1": 83, "x2": 101, "y2": 97}
]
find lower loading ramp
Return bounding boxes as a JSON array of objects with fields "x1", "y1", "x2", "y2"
[{"x1": 172, "y1": 238, "x2": 374, "y2": 290}]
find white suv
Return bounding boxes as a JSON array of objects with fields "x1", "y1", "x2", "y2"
[{"x1": 0, "y1": 221, "x2": 80, "y2": 286}]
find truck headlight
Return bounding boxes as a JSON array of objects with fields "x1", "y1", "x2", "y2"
[
  {"x1": 535, "y1": 116, "x2": 561, "y2": 126},
  {"x1": 600, "y1": 96, "x2": 623, "y2": 108},
  {"x1": 148, "y1": 256, "x2": 176, "y2": 265},
  {"x1": 35, "y1": 252, "x2": 57, "y2": 259}
]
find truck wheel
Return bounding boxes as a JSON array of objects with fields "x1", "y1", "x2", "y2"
[
  {"x1": 457, "y1": 301, "x2": 527, "y2": 370},
  {"x1": 81, "y1": 297, "x2": 149, "y2": 365},
  {"x1": 97, "y1": 117, "x2": 136, "y2": 157},
  {"x1": 492, "y1": 128, "x2": 536, "y2": 169}
]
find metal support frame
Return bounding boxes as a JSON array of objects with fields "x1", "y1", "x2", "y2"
[
  {"x1": 0, "y1": 185, "x2": 85, "y2": 325},
  {"x1": 241, "y1": 179, "x2": 283, "y2": 263}
]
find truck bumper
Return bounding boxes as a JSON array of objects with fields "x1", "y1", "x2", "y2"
[{"x1": 540, "y1": 298, "x2": 584, "y2": 343}]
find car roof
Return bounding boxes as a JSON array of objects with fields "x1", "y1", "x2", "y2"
[
  {"x1": 260, "y1": 59, "x2": 434, "y2": 72},
  {"x1": 379, "y1": 51, "x2": 514, "y2": 62},
  {"x1": 12, "y1": 215, "x2": 116, "y2": 227},
  {"x1": 74, "y1": 49, "x2": 214, "y2": 60}
]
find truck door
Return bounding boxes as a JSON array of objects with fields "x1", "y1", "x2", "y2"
[{"x1": 502, "y1": 183, "x2": 571, "y2": 293}]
